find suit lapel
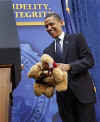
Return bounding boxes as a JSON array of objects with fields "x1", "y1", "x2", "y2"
[
  {"x1": 51, "y1": 41, "x2": 55, "y2": 53},
  {"x1": 50, "y1": 41, "x2": 56, "y2": 59}
]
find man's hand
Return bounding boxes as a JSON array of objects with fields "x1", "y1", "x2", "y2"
[
  {"x1": 57, "y1": 63, "x2": 71, "y2": 71},
  {"x1": 21, "y1": 64, "x2": 24, "y2": 70}
]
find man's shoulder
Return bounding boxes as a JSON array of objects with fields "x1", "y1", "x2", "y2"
[
  {"x1": 64, "y1": 32, "x2": 83, "y2": 41},
  {"x1": 65, "y1": 32, "x2": 82, "y2": 38},
  {"x1": 45, "y1": 41, "x2": 54, "y2": 49},
  {"x1": 43, "y1": 41, "x2": 54, "y2": 53}
]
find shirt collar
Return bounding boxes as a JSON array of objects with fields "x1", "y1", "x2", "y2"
[{"x1": 58, "y1": 32, "x2": 65, "y2": 40}]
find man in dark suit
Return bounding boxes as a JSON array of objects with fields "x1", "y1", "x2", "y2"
[{"x1": 43, "y1": 13, "x2": 96, "y2": 122}]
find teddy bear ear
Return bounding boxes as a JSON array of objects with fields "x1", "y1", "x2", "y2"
[
  {"x1": 41, "y1": 54, "x2": 54, "y2": 65},
  {"x1": 27, "y1": 62, "x2": 42, "y2": 78}
]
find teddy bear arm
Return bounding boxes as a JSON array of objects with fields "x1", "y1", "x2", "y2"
[
  {"x1": 28, "y1": 63, "x2": 43, "y2": 79},
  {"x1": 43, "y1": 75, "x2": 56, "y2": 86},
  {"x1": 53, "y1": 68, "x2": 64, "y2": 83},
  {"x1": 34, "y1": 82, "x2": 55, "y2": 98},
  {"x1": 55, "y1": 72, "x2": 68, "y2": 92},
  {"x1": 43, "y1": 86, "x2": 55, "y2": 98},
  {"x1": 34, "y1": 83, "x2": 43, "y2": 96}
]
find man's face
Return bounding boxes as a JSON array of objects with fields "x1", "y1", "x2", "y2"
[{"x1": 44, "y1": 16, "x2": 64, "y2": 38}]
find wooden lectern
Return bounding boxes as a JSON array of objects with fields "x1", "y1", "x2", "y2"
[
  {"x1": 0, "y1": 0, "x2": 21, "y2": 122},
  {"x1": 0, "y1": 65, "x2": 12, "y2": 122}
]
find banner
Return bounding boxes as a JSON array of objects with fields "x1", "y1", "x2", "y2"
[
  {"x1": 12, "y1": 0, "x2": 63, "y2": 26},
  {"x1": 11, "y1": 0, "x2": 63, "y2": 122}
]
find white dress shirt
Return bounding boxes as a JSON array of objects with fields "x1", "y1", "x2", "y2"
[{"x1": 55, "y1": 32, "x2": 65, "y2": 52}]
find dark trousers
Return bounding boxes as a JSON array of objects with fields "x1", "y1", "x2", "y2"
[{"x1": 56, "y1": 88, "x2": 96, "y2": 122}]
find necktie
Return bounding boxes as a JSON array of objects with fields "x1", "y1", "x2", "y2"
[{"x1": 56, "y1": 38, "x2": 63, "y2": 61}]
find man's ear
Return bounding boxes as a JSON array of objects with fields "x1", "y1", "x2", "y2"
[{"x1": 61, "y1": 20, "x2": 65, "y2": 26}]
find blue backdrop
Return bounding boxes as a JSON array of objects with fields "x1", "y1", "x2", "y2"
[
  {"x1": 11, "y1": 0, "x2": 63, "y2": 122},
  {"x1": 11, "y1": 0, "x2": 100, "y2": 122}
]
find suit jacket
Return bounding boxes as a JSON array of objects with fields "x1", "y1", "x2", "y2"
[{"x1": 43, "y1": 33, "x2": 96, "y2": 103}]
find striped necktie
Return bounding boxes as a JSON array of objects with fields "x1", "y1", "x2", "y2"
[{"x1": 56, "y1": 38, "x2": 63, "y2": 61}]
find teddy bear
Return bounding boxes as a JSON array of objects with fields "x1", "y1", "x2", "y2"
[
  {"x1": 28, "y1": 62, "x2": 55, "y2": 98},
  {"x1": 40, "y1": 54, "x2": 68, "y2": 92},
  {"x1": 28, "y1": 54, "x2": 68, "y2": 98}
]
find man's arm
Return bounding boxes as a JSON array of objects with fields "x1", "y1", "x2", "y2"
[{"x1": 58, "y1": 33, "x2": 95, "y2": 75}]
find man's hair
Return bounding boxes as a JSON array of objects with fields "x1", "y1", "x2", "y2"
[{"x1": 45, "y1": 13, "x2": 62, "y2": 21}]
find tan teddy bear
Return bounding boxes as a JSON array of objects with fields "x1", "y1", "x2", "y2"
[
  {"x1": 28, "y1": 62, "x2": 55, "y2": 98},
  {"x1": 41, "y1": 54, "x2": 68, "y2": 92},
  {"x1": 28, "y1": 54, "x2": 68, "y2": 98}
]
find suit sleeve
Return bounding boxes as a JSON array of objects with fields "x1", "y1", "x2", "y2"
[
  {"x1": 69, "y1": 33, "x2": 95, "y2": 75},
  {"x1": 43, "y1": 48, "x2": 49, "y2": 55},
  {"x1": 43, "y1": 44, "x2": 54, "y2": 58}
]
